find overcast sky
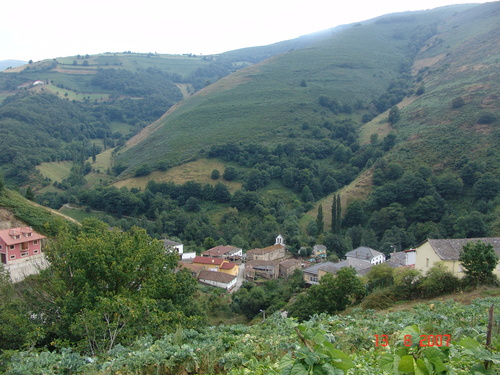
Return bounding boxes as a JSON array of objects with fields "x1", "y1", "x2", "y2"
[{"x1": 1, "y1": 0, "x2": 487, "y2": 62}]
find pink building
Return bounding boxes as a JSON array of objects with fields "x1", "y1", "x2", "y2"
[{"x1": 0, "y1": 227, "x2": 45, "y2": 265}]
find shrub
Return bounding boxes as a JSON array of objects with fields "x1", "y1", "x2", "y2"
[
  {"x1": 451, "y1": 96, "x2": 465, "y2": 109},
  {"x1": 361, "y1": 288, "x2": 396, "y2": 310},
  {"x1": 477, "y1": 112, "x2": 497, "y2": 124},
  {"x1": 419, "y1": 262, "x2": 460, "y2": 298}
]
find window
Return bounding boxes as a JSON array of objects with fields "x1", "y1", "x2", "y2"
[
  {"x1": 0, "y1": 245, "x2": 2, "y2": 250},
  {"x1": 10, "y1": 255, "x2": 15, "y2": 260},
  {"x1": 310, "y1": 276, "x2": 318, "y2": 283},
  {"x1": 21, "y1": 252, "x2": 28, "y2": 257},
  {"x1": 9, "y1": 245, "x2": 15, "y2": 250},
  {"x1": 426, "y1": 258, "x2": 429, "y2": 267},
  {"x1": 21, "y1": 242, "x2": 29, "y2": 250},
  {"x1": 33, "y1": 250, "x2": 38, "y2": 254},
  {"x1": 33, "y1": 240, "x2": 38, "y2": 245}
]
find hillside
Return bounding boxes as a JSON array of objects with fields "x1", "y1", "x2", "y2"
[{"x1": 114, "y1": 4, "x2": 494, "y2": 175}]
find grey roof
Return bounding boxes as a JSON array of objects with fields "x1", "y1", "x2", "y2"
[
  {"x1": 163, "y1": 239, "x2": 182, "y2": 247},
  {"x1": 320, "y1": 258, "x2": 372, "y2": 274},
  {"x1": 345, "y1": 246, "x2": 383, "y2": 260},
  {"x1": 313, "y1": 244, "x2": 327, "y2": 251},
  {"x1": 389, "y1": 251, "x2": 407, "y2": 266},
  {"x1": 279, "y1": 259, "x2": 302, "y2": 269},
  {"x1": 303, "y1": 261, "x2": 337, "y2": 276},
  {"x1": 426, "y1": 238, "x2": 500, "y2": 261}
]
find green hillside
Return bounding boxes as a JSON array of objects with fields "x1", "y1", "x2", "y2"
[{"x1": 114, "y1": 4, "x2": 484, "y2": 175}]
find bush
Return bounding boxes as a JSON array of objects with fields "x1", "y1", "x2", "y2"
[
  {"x1": 361, "y1": 288, "x2": 396, "y2": 310},
  {"x1": 451, "y1": 96, "x2": 465, "y2": 109},
  {"x1": 477, "y1": 112, "x2": 497, "y2": 124},
  {"x1": 419, "y1": 262, "x2": 460, "y2": 298}
]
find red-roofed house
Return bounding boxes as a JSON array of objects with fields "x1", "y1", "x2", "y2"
[
  {"x1": 202, "y1": 245, "x2": 242, "y2": 259},
  {"x1": 192, "y1": 256, "x2": 225, "y2": 271},
  {"x1": 0, "y1": 227, "x2": 45, "y2": 265},
  {"x1": 219, "y1": 261, "x2": 239, "y2": 276},
  {"x1": 198, "y1": 270, "x2": 237, "y2": 290}
]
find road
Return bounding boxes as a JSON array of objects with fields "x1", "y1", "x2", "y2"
[{"x1": 231, "y1": 262, "x2": 245, "y2": 293}]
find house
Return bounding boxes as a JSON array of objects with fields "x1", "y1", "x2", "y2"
[
  {"x1": 345, "y1": 246, "x2": 385, "y2": 265},
  {"x1": 318, "y1": 258, "x2": 372, "y2": 278},
  {"x1": 389, "y1": 249, "x2": 416, "y2": 267},
  {"x1": 191, "y1": 256, "x2": 239, "y2": 275},
  {"x1": 312, "y1": 244, "x2": 327, "y2": 258},
  {"x1": 163, "y1": 239, "x2": 195, "y2": 260},
  {"x1": 279, "y1": 259, "x2": 302, "y2": 278},
  {"x1": 177, "y1": 261, "x2": 205, "y2": 278},
  {"x1": 0, "y1": 227, "x2": 45, "y2": 265},
  {"x1": 219, "y1": 261, "x2": 239, "y2": 276},
  {"x1": 415, "y1": 238, "x2": 500, "y2": 278},
  {"x1": 303, "y1": 261, "x2": 337, "y2": 284},
  {"x1": 202, "y1": 245, "x2": 242, "y2": 260},
  {"x1": 192, "y1": 256, "x2": 226, "y2": 271},
  {"x1": 0, "y1": 227, "x2": 47, "y2": 282},
  {"x1": 198, "y1": 270, "x2": 237, "y2": 290},
  {"x1": 245, "y1": 260, "x2": 279, "y2": 280}
]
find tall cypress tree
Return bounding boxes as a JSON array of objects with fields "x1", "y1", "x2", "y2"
[
  {"x1": 332, "y1": 194, "x2": 342, "y2": 234},
  {"x1": 316, "y1": 204, "x2": 324, "y2": 234}
]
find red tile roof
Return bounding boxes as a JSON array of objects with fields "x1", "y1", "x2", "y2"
[
  {"x1": 192, "y1": 256, "x2": 225, "y2": 266},
  {"x1": 202, "y1": 245, "x2": 240, "y2": 257},
  {"x1": 0, "y1": 227, "x2": 45, "y2": 246},
  {"x1": 247, "y1": 244, "x2": 284, "y2": 255},
  {"x1": 198, "y1": 270, "x2": 236, "y2": 284},
  {"x1": 220, "y1": 262, "x2": 237, "y2": 269}
]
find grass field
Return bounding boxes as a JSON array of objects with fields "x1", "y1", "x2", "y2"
[
  {"x1": 113, "y1": 159, "x2": 243, "y2": 191},
  {"x1": 36, "y1": 161, "x2": 73, "y2": 182}
]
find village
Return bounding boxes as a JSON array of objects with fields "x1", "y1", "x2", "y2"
[{"x1": 2, "y1": 225, "x2": 499, "y2": 293}]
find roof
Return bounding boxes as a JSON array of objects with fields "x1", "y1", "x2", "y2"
[
  {"x1": 198, "y1": 270, "x2": 236, "y2": 284},
  {"x1": 320, "y1": 258, "x2": 372, "y2": 274},
  {"x1": 247, "y1": 244, "x2": 284, "y2": 255},
  {"x1": 303, "y1": 261, "x2": 337, "y2": 276},
  {"x1": 178, "y1": 262, "x2": 205, "y2": 273},
  {"x1": 220, "y1": 262, "x2": 238, "y2": 270},
  {"x1": 313, "y1": 244, "x2": 326, "y2": 251},
  {"x1": 345, "y1": 246, "x2": 383, "y2": 260},
  {"x1": 279, "y1": 259, "x2": 302, "y2": 269},
  {"x1": 246, "y1": 260, "x2": 278, "y2": 268},
  {"x1": 389, "y1": 251, "x2": 407, "y2": 266},
  {"x1": 164, "y1": 239, "x2": 182, "y2": 247},
  {"x1": 425, "y1": 238, "x2": 500, "y2": 261},
  {"x1": 0, "y1": 227, "x2": 45, "y2": 246},
  {"x1": 192, "y1": 256, "x2": 225, "y2": 266},
  {"x1": 202, "y1": 245, "x2": 240, "y2": 257}
]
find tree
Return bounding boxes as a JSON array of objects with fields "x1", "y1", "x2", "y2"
[
  {"x1": 473, "y1": 172, "x2": 500, "y2": 201},
  {"x1": 213, "y1": 182, "x2": 231, "y2": 203},
  {"x1": 316, "y1": 205, "x2": 324, "y2": 234},
  {"x1": 459, "y1": 241, "x2": 499, "y2": 286},
  {"x1": 210, "y1": 169, "x2": 220, "y2": 179},
  {"x1": 388, "y1": 106, "x2": 400, "y2": 124},
  {"x1": 331, "y1": 194, "x2": 341, "y2": 234},
  {"x1": 223, "y1": 166, "x2": 238, "y2": 181},
  {"x1": 25, "y1": 186, "x2": 35, "y2": 201}
]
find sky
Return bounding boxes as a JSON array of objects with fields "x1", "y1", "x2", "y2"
[{"x1": 1, "y1": 0, "x2": 488, "y2": 62}]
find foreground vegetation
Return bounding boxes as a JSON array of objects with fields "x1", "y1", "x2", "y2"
[{"x1": 2, "y1": 295, "x2": 498, "y2": 374}]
